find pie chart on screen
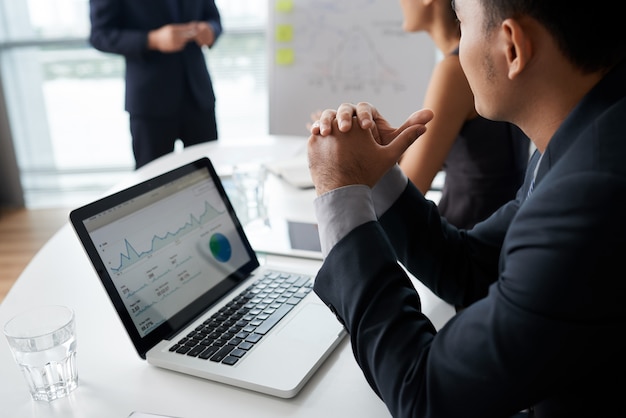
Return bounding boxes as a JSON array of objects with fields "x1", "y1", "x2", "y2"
[{"x1": 209, "y1": 232, "x2": 232, "y2": 262}]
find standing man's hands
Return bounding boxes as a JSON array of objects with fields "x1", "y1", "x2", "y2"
[
  {"x1": 193, "y1": 21, "x2": 216, "y2": 47},
  {"x1": 308, "y1": 103, "x2": 433, "y2": 195},
  {"x1": 148, "y1": 21, "x2": 215, "y2": 52},
  {"x1": 148, "y1": 23, "x2": 198, "y2": 52}
]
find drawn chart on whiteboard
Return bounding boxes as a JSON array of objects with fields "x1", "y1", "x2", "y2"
[{"x1": 269, "y1": 0, "x2": 435, "y2": 135}]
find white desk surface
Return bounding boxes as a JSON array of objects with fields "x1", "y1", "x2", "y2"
[{"x1": 0, "y1": 135, "x2": 454, "y2": 418}]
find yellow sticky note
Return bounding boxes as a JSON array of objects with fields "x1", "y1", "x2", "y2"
[
  {"x1": 275, "y1": 24, "x2": 293, "y2": 42},
  {"x1": 275, "y1": 0, "x2": 293, "y2": 13},
  {"x1": 276, "y1": 48, "x2": 295, "y2": 66}
]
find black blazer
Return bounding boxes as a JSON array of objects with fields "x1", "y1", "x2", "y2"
[
  {"x1": 89, "y1": 0, "x2": 222, "y2": 116},
  {"x1": 314, "y1": 60, "x2": 626, "y2": 418}
]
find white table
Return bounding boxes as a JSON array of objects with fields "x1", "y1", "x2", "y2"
[{"x1": 0, "y1": 135, "x2": 454, "y2": 418}]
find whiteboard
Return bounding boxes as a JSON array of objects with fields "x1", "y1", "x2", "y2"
[{"x1": 268, "y1": 0, "x2": 436, "y2": 135}]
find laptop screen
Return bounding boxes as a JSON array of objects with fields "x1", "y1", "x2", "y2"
[{"x1": 71, "y1": 158, "x2": 260, "y2": 357}]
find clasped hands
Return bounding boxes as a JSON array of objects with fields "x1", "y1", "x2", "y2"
[
  {"x1": 149, "y1": 22, "x2": 215, "y2": 53},
  {"x1": 307, "y1": 102, "x2": 434, "y2": 196}
]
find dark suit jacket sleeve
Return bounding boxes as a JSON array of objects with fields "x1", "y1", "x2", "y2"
[
  {"x1": 203, "y1": 1, "x2": 222, "y2": 40},
  {"x1": 314, "y1": 162, "x2": 626, "y2": 417},
  {"x1": 89, "y1": 0, "x2": 149, "y2": 58},
  {"x1": 378, "y1": 181, "x2": 514, "y2": 308}
]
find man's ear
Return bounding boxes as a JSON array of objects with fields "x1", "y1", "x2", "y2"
[{"x1": 501, "y1": 18, "x2": 532, "y2": 79}]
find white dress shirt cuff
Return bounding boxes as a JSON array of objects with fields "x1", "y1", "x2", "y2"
[{"x1": 314, "y1": 185, "x2": 375, "y2": 257}]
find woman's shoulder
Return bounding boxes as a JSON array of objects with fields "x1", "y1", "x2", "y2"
[{"x1": 428, "y1": 53, "x2": 475, "y2": 119}]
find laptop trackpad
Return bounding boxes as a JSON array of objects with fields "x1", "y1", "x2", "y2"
[{"x1": 277, "y1": 303, "x2": 341, "y2": 345}]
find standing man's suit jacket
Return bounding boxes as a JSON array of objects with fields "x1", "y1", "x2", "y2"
[
  {"x1": 89, "y1": 0, "x2": 222, "y2": 116},
  {"x1": 314, "y1": 60, "x2": 626, "y2": 418}
]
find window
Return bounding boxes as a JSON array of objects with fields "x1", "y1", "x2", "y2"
[{"x1": 0, "y1": 0, "x2": 268, "y2": 208}]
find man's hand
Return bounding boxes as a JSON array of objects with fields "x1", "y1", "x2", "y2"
[
  {"x1": 311, "y1": 102, "x2": 433, "y2": 146},
  {"x1": 148, "y1": 23, "x2": 198, "y2": 53},
  {"x1": 307, "y1": 105, "x2": 433, "y2": 196},
  {"x1": 193, "y1": 22, "x2": 216, "y2": 47}
]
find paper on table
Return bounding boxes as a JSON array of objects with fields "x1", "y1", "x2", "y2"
[{"x1": 263, "y1": 153, "x2": 314, "y2": 189}]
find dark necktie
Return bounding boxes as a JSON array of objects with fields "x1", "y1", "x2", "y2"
[
  {"x1": 527, "y1": 153, "x2": 543, "y2": 198},
  {"x1": 527, "y1": 179, "x2": 535, "y2": 198}
]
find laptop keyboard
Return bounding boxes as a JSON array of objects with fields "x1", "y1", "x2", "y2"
[{"x1": 169, "y1": 269, "x2": 313, "y2": 365}]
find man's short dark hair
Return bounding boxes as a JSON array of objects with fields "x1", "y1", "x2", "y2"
[{"x1": 474, "y1": 0, "x2": 626, "y2": 73}]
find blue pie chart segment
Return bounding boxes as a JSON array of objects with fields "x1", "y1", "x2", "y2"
[{"x1": 209, "y1": 233, "x2": 232, "y2": 262}]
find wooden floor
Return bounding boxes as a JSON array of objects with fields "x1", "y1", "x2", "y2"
[{"x1": 0, "y1": 207, "x2": 70, "y2": 304}]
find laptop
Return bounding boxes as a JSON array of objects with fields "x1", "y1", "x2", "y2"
[
  {"x1": 69, "y1": 157, "x2": 346, "y2": 398},
  {"x1": 243, "y1": 217, "x2": 323, "y2": 261}
]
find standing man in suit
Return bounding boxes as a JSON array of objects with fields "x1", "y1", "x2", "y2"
[
  {"x1": 307, "y1": 0, "x2": 626, "y2": 416},
  {"x1": 89, "y1": 0, "x2": 222, "y2": 169}
]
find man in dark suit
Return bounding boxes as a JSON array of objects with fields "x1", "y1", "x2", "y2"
[
  {"x1": 307, "y1": 0, "x2": 626, "y2": 416},
  {"x1": 89, "y1": 0, "x2": 222, "y2": 169}
]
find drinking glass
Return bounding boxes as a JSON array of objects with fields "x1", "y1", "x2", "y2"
[{"x1": 4, "y1": 305, "x2": 78, "y2": 401}]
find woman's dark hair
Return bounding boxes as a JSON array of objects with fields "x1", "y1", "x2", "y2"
[{"x1": 473, "y1": 0, "x2": 626, "y2": 73}]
